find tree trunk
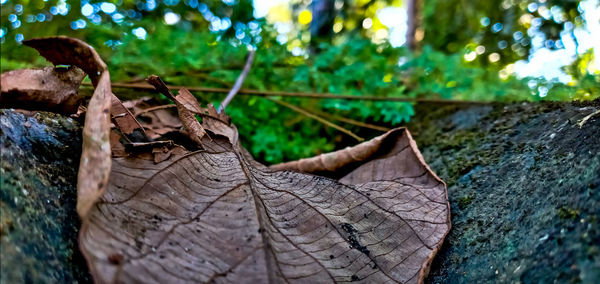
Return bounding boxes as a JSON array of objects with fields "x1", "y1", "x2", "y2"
[
  {"x1": 310, "y1": 0, "x2": 336, "y2": 51},
  {"x1": 405, "y1": 0, "x2": 422, "y2": 50}
]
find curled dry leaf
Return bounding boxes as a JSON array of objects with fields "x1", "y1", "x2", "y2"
[
  {"x1": 200, "y1": 103, "x2": 237, "y2": 145},
  {"x1": 22, "y1": 36, "x2": 147, "y2": 218},
  {"x1": 147, "y1": 76, "x2": 207, "y2": 145},
  {"x1": 23, "y1": 36, "x2": 147, "y2": 142},
  {"x1": 170, "y1": 88, "x2": 235, "y2": 144},
  {"x1": 175, "y1": 89, "x2": 237, "y2": 145},
  {"x1": 76, "y1": 70, "x2": 112, "y2": 218},
  {"x1": 0, "y1": 66, "x2": 86, "y2": 113},
  {"x1": 269, "y1": 130, "x2": 436, "y2": 182},
  {"x1": 81, "y1": 97, "x2": 450, "y2": 284},
  {"x1": 174, "y1": 88, "x2": 208, "y2": 144},
  {"x1": 174, "y1": 88, "x2": 205, "y2": 114}
]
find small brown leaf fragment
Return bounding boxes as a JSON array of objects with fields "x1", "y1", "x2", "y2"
[
  {"x1": 72, "y1": 105, "x2": 87, "y2": 118},
  {"x1": 176, "y1": 99, "x2": 207, "y2": 145},
  {"x1": 174, "y1": 89, "x2": 205, "y2": 114},
  {"x1": 0, "y1": 66, "x2": 86, "y2": 113},
  {"x1": 169, "y1": 88, "x2": 235, "y2": 144},
  {"x1": 202, "y1": 103, "x2": 237, "y2": 144},
  {"x1": 109, "y1": 130, "x2": 127, "y2": 157},
  {"x1": 81, "y1": 121, "x2": 449, "y2": 283},
  {"x1": 110, "y1": 94, "x2": 148, "y2": 142},
  {"x1": 121, "y1": 97, "x2": 148, "y2": 109},
  {"x1": 147, "y1": 76, "x2": 207, "y2": 145}
]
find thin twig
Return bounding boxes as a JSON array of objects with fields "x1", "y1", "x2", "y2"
[
  {"x1": 577, "y1": 109, "x2": 600, "y2": 128},
  {"x1": 134, "y1": 104, "x2": 176, "y2": 116},
  {"x1": 86, "y1": 81, "x2": 488, "y2": 104},
  {"x1": 266, "y1": 98, "x2": 364, "y2": 142},
  {"x1": 219, "y1": 50, "x2": 256, "y2": 113},
  {"x1": 316, "y1": 111, "x2": 390, "y2": 132}
]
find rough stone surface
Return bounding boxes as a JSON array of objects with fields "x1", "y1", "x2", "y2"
[
  {"x1": 0, "y1": 109, "x2": 90, "y2": 283},
  {"x1": 0, "y1": 99, "x2": 598, "y2": 283},
  {"x1": 406, "y1": 100, "x2": 600, "y2": 284}
]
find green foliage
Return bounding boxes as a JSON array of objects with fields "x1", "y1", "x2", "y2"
[
  {"x1": 1, "y1": 0, "x2": 598, "y2": 164},
  {"x1": 90, "y1": 27, "x2": 599, "y2": 163}
]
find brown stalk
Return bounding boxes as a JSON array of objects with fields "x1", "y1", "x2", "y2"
[
  {"x1": 83, "y1": 81, "x2": 488, "y2": 104},
  {"x1": 265, "y1": 97, "x2": 364, "y2": 142},
  {"x1": 315, "y1": 111, "x2": 390, "y2": 132}
]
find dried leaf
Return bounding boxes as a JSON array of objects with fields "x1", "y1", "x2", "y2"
[
  {"x1": 172, "y1": 89, "x2": 234, "y2": 143},
  {"x1": 5, "y1": 37, "x2": 449, "y2": 283},
  {"x1": 269, "y1": 129, "x2": 435, "y2": 183},
  {"x1": 122, "y1": 98, "x2": 181, "y2": 140},
  {"x1": 22, "y1": 36, "x2": 136, "y2": 218},
  {"x1": 201, "y1": 103, "x2": 237, "y2": 145},
  {"x1": 174, "y1": 88, "x2": 207, "y2": 144},
  {"x1": 76, "y1": 70, "x2": 112, "y2": 219},
  {"x1": 23, "y1": 36, "x2": 107, "y2": 84},
  {"x1": 174, "y1": 89, "x2": 205, "y2": 114},
  {"x1": 110, "y1": 94, "x2": 147, "y2": 142},
  {"x1": 0, "y1": 66, "x2": 86, "y2": 113},
  {"x1": 147, "y1": 76, "x2": 207, "y2": 145},
  {"x1": 110, "y1": 130, "x2": 127, "y2": 157},
  {"x1": 80, "y1": 124, "x2": 449, "y2": 283},
  {"x1": 23, "y1": 36, "x2": 147, "y2": 141}
]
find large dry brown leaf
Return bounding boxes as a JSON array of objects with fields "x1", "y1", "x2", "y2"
[
  {"x1": 4, "y1": 36, "x2": 449, "y2": 283},
  {"x1": 0, "y1": 66, "x2": 86, "y2": 113},
  {"x1": 80, "y1": 123, "x2": 449, "y2": 283}
]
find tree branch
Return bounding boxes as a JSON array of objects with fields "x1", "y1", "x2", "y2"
[{"x1": 218, "y1": 50, "x2": 256, "y2": 113}]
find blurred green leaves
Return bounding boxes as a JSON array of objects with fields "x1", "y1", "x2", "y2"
[{"x1": 1, "y1": 0, "x2": 598, "y2": 164}]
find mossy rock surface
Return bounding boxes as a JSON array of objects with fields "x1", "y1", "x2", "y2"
[
  {"x1": 0, "y1": 109, "x2": 90, "y2": 283},
  {"x1": 1, "y1": 99, "x2": 599, "y2": 283},
  {"x1": 406, "y1": 100, "x2": 600, "y2": 283}
]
